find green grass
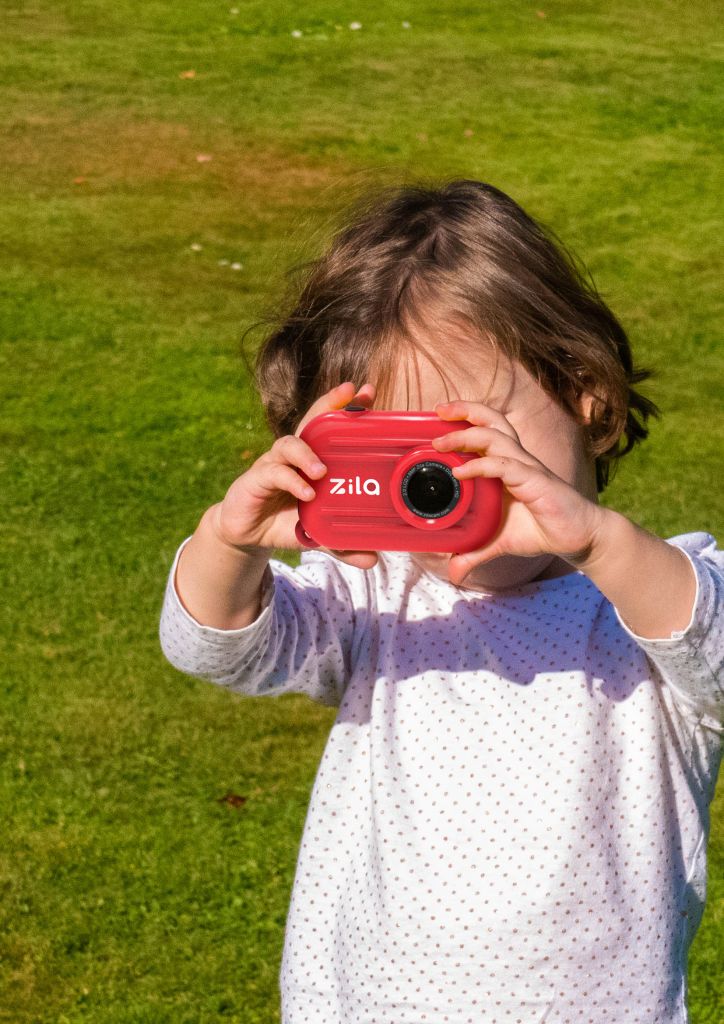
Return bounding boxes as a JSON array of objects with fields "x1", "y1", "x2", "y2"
[{"x1": 1, "y1": 1, "x2": 722, "y2": 1020}]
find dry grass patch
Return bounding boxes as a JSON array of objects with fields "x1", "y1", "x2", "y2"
[{"x1": 4, "y1": 111, "x2": 357, "y2": 205}]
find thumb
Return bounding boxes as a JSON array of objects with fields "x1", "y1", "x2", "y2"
[
  {"x1": 327, "y1": 548, "x2": 379, "y2": 571},
  {"x1": 447, "y1": 542, "x2": 506, "y2": 586}
]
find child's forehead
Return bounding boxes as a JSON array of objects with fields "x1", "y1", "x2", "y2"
[{"x1": 381, "y1": 336, "x2": 527, "y2": 409}]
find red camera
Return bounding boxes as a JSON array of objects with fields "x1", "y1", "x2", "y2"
[{"x1": 295, "y1": 407, "x2": 503, "y2": 553}]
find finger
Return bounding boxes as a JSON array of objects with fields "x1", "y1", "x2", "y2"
[
  {"x1": 432, "y1": 425, "x2": 541, "y2": 468},
  {"x1": 295, "y1": 381, "x2": 356, "y2": 436},
  {"x1": 248, "y1": 461, "x2": 318, "y2": 503},
  {"x1": 268, "y1": 434, "x2": 328, "y2": 479},
  {"x1": 434, "y1": 400, "x2": 521, "y2": 444},
  {"x1": 347, "y1": 382, "x2": 377, "y2": 407},
  {"x1": 295, "y1": 381, "x2": 377, "y2": 436},
  {"x1": 449, "y1": 454, "x2": 548, "y2": 499}
]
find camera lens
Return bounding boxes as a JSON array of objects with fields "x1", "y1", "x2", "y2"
[{"x1": 401, "y1": 461, "x2": 460, "y2": 519}]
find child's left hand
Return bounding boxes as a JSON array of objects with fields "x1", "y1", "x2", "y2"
[
  {"x1": 431, "y1": 400, "x2": 605, "y2": 584},
  {"x1": 430, "y1": 400, "x2": 698, "y2": 639}
]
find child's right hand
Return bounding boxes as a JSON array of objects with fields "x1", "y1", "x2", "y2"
[{"x1": 210, "y1": 381, "x2": 379, "y2": 571}]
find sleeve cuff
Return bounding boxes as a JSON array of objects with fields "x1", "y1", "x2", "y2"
[
  {"x1": 613, "y1": 545, "x2": 712, "y2": 650},
  {"x1": 167, "y1": 535, "x2": 276, "y2": 640}
]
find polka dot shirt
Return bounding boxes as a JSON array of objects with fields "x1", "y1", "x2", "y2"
[{"x1": 159, "y1": 531, "x2": 724, "y2": 1024}]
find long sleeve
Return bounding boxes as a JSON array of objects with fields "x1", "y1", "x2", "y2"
[
  {"x1": 158, "y1": 536, "x2": 371, "y2": 707},
  {"x1": 613, "y1": 531, "x2": 724, "y2": 731}
]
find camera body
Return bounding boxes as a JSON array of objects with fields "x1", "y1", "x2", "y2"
[{"x1": 295, "y1": 407, "x2": 503, "y2": 553}]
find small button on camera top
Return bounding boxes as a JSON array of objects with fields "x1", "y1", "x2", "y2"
[{"x1": 343, "y1": 404, "x2": 368, "y2": 413}]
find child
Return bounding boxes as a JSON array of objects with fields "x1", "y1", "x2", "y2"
[{"x1": 159, "y1": 180, "x2": 723, "y2": 1023}]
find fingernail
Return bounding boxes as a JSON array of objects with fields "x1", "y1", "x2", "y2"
[{"x1": 310, "y1": 461, "x2": 325, "y2": 473}]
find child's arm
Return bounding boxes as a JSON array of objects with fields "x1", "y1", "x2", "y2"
[
  {"x1": 431, "y1": 399, "x2": 724, "y2": 727},
  {"x1": 159, "y1": 523, "x2": 369, "y2": 707},
  {"x1": 159, "y1": 381, "x2": 378, "y2": 705},
  {"x1": 172, "y1": 503, "x2": 271, "y2": 629},
  {"x1": 431, "y1": 399, "x2": 705, "y2": 637},
  {"x1": 565, "y1": 507, "x2": 698, "y2": 639}
]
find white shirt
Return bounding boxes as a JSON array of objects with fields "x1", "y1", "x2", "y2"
[{"x1": 159, "y1": 531, "x2": 723, "y2": 1024}]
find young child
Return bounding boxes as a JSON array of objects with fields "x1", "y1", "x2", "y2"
[{"x1": 159, "y1": 180, "x2": 723, "y2": 1023}]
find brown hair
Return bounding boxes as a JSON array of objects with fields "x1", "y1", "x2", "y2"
[{"x1": 243, "y1": 179, "x2": 659, "y2": 492}]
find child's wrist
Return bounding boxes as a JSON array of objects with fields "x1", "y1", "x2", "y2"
[
  {"x1": 204, "y1": 503, "x2": 268, "y2": 559},
  {"x1": 561, "y1": 504, "x2": 656, "y2": 589},
  {"x1": 560, "y1": 503, "x2": 616, "y2": 571}
]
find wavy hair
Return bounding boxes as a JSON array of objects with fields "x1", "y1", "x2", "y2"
[{"x1": 243, "y1": 179, "x2": 659, "y2": 492}]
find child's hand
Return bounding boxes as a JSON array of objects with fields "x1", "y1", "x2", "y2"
[
  {"x1": 212, "y1": 382, "x2": 379, "y2": 571},
  {"x1": 431, "y1": 400, "x2": 605, "y2": 585}
]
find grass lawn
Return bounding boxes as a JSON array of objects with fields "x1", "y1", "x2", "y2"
[{"x1": 1, "y1": 1, "x2": 722, "y2": 1020}]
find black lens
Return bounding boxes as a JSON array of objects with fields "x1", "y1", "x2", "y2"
[{"x1": 401, "y1": 461, "x2": 460, "y2": 519}]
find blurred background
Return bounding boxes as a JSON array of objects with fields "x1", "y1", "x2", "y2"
[{"x1": 2, "y1": 2, "x2": 722, "y2": 1021}]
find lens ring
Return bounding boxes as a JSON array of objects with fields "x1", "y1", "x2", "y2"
[{"x1": 401, "y1": 460, "x2": 461, "y2": 519}]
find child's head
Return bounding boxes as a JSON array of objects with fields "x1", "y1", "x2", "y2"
[{"x1": 249, "y1": 179, "x2": 659, "y2": 496}]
